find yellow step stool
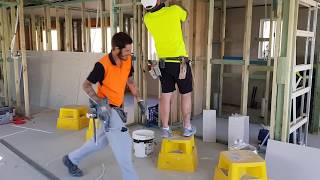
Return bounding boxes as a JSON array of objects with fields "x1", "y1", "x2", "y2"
[
  {"x1": 157, "y1": 132, "x2": 198, "y2": 172},
  {"x1": 56, "y1": 105, "x2": 89, "y2": 130},
  {"x1": 214, "y1": 150, "x2": 268, "y2": 180},
  {"x1": 85, "y1": 118, "x2": 102, "y2": 141}
]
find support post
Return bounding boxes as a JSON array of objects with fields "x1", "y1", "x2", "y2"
[
  {"x1": 311, "y1": 57, "x2": 320, "y2": 134},
  {"x1": 65, "y1": 6, "x2": 71, "y2": 51},
  {"x1": 137, "y1": 5, "x2": 143, "y2": 123},
  {"x1": 133, "y1": 0, "x2": 139, "y2": 123},
  {"x1": 110, "y1": 0, "x2": 117, "y2": 37},
  {"x1": 119, "y1": 8, "x2": 124, "y2": 32},
  {"x1": 264, "y1": 3, "x2": 274, "y2": 125},
  {"x1": 56, "y1": 8, "x2": 61, "y2": 51},
  {"x1": 4, "y1": 9, "x2": 12, "y2": 106},
  {"x1": 69, "y1": 10, "x2": 73, "y2": 51},
  {"x1": 101, "y1": 0, "x2": 106, "y2": 52},
  {"x1": 19, "y1": 0, "x2": 30, "y2": 117},
  {"x1": 205, "y1": 0, "x2": 214, "y2": 109},
  {"x1": 11, "y1": 6, "x2": 21, "y2": 111},
  {"x1": 219, "y1": 0, "x2": 226, "y2": 116},
  {"x1": 142, "y1": 8, "x2": 148, "y2": 124},
  {"x1": 240, "y1": 0, "x2": 253, "y2": 115},
  {"x1": 46, "y1": 6, "x2": 52, "y2": 50},
  {"x1": 87, "y1": 13, "x2": 91, "y2": 52},
  {"x1": 81, "y1": 2, "x2": 86, "y2": 52},
  {"x1": 280, "y1": 0, "x2": 299, "y2": 142},
  {"x1": 31, "y1": 13, "x2": 36, "y2": 50},
  {"x1": 270, "y1": 0, "x2": 282, "y2": 139},
  {"x1": 0, "y1": 9, "x2": 9, "y2": 106}
]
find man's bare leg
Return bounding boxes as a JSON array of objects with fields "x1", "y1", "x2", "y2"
[
  {"x1": 181, "y1": 92, "x2": 192, "y2": 128},
  {"x1": 160, "y1": 92, "x2": 173, "y2": 137},
  {"x1": 181, "y1": 92, "x2": 196, "y2": 136}
]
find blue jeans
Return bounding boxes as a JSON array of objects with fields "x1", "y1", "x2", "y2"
[{"x1": 68, "y1": 109, "x2": 139, "y2": 180}]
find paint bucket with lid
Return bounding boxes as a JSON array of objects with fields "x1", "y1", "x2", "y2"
[{"x1": 132, "y1": 129, "x2": 155, "y2": 158}]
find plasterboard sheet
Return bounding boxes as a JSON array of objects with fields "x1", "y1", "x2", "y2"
[
  {"x1": 203, "y1": 110, "x2": 216, "y2": 142},
  {"x1": 228, "y1": 115, "x2": 249, "y2": 147},
  {"x1": 266, "y1": 140, "x2": 320, "y2": 180}
]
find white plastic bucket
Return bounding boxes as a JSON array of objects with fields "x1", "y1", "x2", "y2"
[{"x1": 132, "y1": 129, "x2": 155, "y2": 158}]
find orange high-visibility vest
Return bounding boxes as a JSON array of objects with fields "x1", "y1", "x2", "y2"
[{"x1": 97, "y1": 54, "x2": 132, "y2": 107}]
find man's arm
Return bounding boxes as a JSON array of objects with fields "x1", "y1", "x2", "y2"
[
  {"x1": 127, "y1": 77, "x2": 142, "y2": 101},
  {"x1": 83, "y1": 80, "x2": 101, "y2": 104},
  {"x1": 127, "y1": 77, "x2": 147, "y2": 115}
]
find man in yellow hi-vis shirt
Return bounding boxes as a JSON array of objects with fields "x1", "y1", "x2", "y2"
[{"x1": 142, "y1": 0, "x2": 196, "y2": 138}]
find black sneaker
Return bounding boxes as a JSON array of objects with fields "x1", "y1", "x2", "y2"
[{"x1": 62, "y1": 155, "x2": 83, "y2": 177}]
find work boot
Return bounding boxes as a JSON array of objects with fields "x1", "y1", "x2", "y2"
[
  {"x1": 162, "y1": 128, "x2": 173, "y2": 138},
  {"x1": 183, "y1": 126, "x2": 197, "y2": 137},
  {"x1": 62, "y1": 155, "x2": 83, "y2": 177}
]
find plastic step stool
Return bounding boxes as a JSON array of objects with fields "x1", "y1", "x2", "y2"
[
  {"x1": 56, "y1": 105, "x2": 89, "y2": 130},
  {"x1": 157, "y1": 132, "x2": 198, "y2": 172},
  {"x1": 214, "y1": 150, "x2": 268, "y2": 180}
]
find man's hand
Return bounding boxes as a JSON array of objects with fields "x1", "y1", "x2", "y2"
[
  {"x1": 138, "y1": 100, "x2": 147, "y2": 115},
  {"x1": 97, "y1": 99, "x2": 112, "y2": 120},
  {"x1": 90, "y1": 98, "x2": 111, "y2": 121}
]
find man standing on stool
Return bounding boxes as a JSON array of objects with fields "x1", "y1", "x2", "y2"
[
  {"x1": 62, "y1": 32, "x2": 145, "y2": 180},
  {"x1": 142, "y1": 0, "x2": 196, "y2": 138}
]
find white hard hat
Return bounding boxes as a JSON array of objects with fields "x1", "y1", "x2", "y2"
[{"x1": 141, "y1": 0, "x2": 157, "y2": 10}]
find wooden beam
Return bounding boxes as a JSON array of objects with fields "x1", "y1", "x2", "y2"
[
  {"x1": 205, "y1": 0, "x2": 214, "y2": 109},
  {"x1": 218, "y1": 0, "x2": 226, "y2": 116},
  {"x1": 10, "y1": 6, "x2": 21, "y2": 111},
  {"x1": 296, "y1": 30, "x2": 314, "y2": 38},
  {"x1": 280, "y1": 0, "x2": 299, "y2": 142},
  {"x1": 43, "y1": 7, "x2": 47, "y2": 50},
  {"x1": 65, "y1": 6, "x2": 71, "y2": 51},
  {"x1": 4, "y1": 8, "x2": 12, "y2": 106},
  {"x1": 264, "y1": 4, "x2": 274, "y2": 125},
  {"x1": 142, "y1": 8, "x2": 148, "y2": 124},
  {"x1": 110, "y1": 0, "x2": 117, "y2": 37},
  {"x1": 311, "y1": 62, "x2": 320, "y2": 134},
  {"x1": 0, "y1": 9, "x2": 9, "y2": 106},
  {"x1": 193, "y1": 0, "x2": 208, "y2": 116},
  {"x1": 180, "y1": 0, "x2": 194, "y2": 122},
  {"x1": 86, "y1": 12, "x2": 91, "y2": 52},
  {"x1": 55, "y1": 8, "x2": 61, "y2": 51},
  {"x1": 137, "y1": 5, "x2": 143, "y2": 123},
  {"x1": 248, "y1": 65, "x2": 274, "y2": 72},
  {"x1": 119, "y1": 8, "x2": 124, "y2": 32},
  {"x1": 299, "y1": 0, "x2": 318, "y2": 7},
  {"x1": 31, "y1": 13, "x2": 36, "y2": 50},
  {"x1": 133, "y1": 0, "x2": 139, "y2": 123},
  {"x1": 213, "y1": 59, "x2": 245, "y2": 65},
  {"x1": 69, "y1": 10, "x2": 73, "y2": 51},
  {"x1": 240, "y1": 0, "x2": 253, "y2": 115},
  {"x1": 46, "y1": 6, "x2": 52, "y2": 50},
  {"x1": 36, "y1": 16, "x2": 42, "y2": 50},
  {"x1": 81, "y1": 2, "x2": 86, "y2": 52},
  {"x1": 19, "y1": 0, "x2": 31, "y2": 117},
  {"x1": 10, "y1": 7, "x2": 17, "y2": 50},
  {"x1": 101, "y1": 0, "x2": 106, "y2": 52}
]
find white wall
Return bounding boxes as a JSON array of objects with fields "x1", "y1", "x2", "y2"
[{"x1": 26, "y1": 51, "x2": 103, "y2": 109}]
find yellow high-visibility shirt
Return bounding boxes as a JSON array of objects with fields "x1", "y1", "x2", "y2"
[{"x1": 144, "y1": 5, "x2": 188, "y2": 58}]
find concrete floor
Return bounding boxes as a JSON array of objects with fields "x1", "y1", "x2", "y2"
[
  {"x1": 0, "y1": 106, "x2": 226, "y2": 180},
  {"x1": 0, "y1": 102, "x2": 319, "y2": 180}
]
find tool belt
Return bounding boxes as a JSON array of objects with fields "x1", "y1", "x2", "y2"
[
  {"x1": 159, "y1": 56, "x2": 190, "y2": 79},
  {"x1": 148, "y1": 60, "x2": 162, "y2": 79},
  {"x1": 113, "y1": 107, "x2": 127, "y2": 123}
]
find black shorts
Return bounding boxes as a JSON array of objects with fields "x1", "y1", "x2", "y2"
[{"x1": 159, "y1": 62, "x2": 193, "y2": 94}]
